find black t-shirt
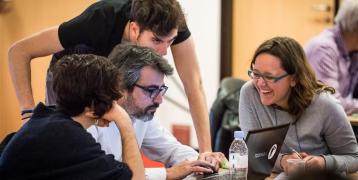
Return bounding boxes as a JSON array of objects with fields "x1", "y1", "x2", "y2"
[
  {"x1": 58, "y1": 0, "x2": 191, "y2": 57},
  {"x1": 0, "y1": 103, "x2": 132, "y2": 180}
]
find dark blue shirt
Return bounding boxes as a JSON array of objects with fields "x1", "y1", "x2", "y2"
[{"x1": 0, "y1": 103, "x2": 132, "y2": 180}]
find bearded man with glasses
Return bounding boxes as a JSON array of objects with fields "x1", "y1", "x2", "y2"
[{"x1": 87, "y1": 44, "x2": 225, "y2": 179}]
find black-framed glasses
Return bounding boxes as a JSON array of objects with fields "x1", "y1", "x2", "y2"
[
  {"x1": 134, "y1": 84, "x2": 168, "y2": 99},
  {"x1": 248, "y1": 70, "x2": 289, "y2": 83}
]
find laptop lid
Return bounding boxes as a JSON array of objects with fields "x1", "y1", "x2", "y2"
[
  {"x1": 246, "y1": 123, "x2": 290, "y2": 179},
  {"x1": 192, "y1": 123, "x2": 290, "y2": 180}
]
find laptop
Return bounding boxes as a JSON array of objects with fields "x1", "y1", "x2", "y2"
[
  {"x1": 200, "y1": 123, "x2": 290, "y2": 180},
  {"x1": 246, "y1": 123, "x2": 290, "y2": 179}
]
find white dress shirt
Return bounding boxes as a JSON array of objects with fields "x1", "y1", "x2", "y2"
[{"x1": 87, "y1": 118, "x2": 198, "y2": 179}]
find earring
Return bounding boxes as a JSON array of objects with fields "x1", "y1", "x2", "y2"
[{"x1": 95, "y1": 119, "x2": 99, "y2": 126}]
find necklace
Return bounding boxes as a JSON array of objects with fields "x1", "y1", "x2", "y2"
[{"x1": 274, "y1": 107, "x2": 302, "y2": 152}]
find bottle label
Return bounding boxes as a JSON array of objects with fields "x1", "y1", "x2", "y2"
[{"x1": 229, "y1": 153, "x2": 248, "y2": 169}]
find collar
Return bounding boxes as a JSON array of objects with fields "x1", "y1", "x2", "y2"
[
  {"x1": 333, "y1": 25, "x2": 350, "y2": 60},
  {"x1": 32, "y1": 102, "x2": 56, "y2": 119}
]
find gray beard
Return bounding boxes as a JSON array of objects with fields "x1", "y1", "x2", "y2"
[
  {"x1": 129, "y1": 113, "x2": 153, "y2": 122},
  {"x1": 122, "y1": 95, "x2": 155, "y2": 122}
]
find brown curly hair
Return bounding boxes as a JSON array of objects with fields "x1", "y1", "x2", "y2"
[{"x1": 53, "y1": 54, "x2": 121, "y2": 117}]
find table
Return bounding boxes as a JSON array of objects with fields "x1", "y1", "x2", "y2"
[
  {"x1": 185, "y1": 171, "x2": 358, "y2": 180},
  {"x1": 348, "y1": 114, "x2": 358, "y2": 126},
  {"x1": 184, "y1": 169, "x2": 229, "y2": 180},
  {"x1": 267, "y1": 172, "x2": 358, "y2": 180},
  {"x1": 184, "y1": 169, "x2": 275, "y2": 180}
]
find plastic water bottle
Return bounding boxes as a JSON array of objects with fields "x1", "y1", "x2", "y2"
[{"x1": 229, "y1": 131, "x2": 248, "y2": 180}]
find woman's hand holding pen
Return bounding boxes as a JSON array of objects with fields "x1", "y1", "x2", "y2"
[
  {"x1": 291, "y1": 151, "x2": 326, "y2": 170},
  {"x1": 281, "y1": 152, "x2": 325, "y2": 173},
  {"x1": 302, "y1": 155, "x2": 326, "y2": 170},
  {"x1": 281, "y1": 152, "x2": 307, "y2": 173}
]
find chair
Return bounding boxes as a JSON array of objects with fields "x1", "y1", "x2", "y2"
[{"x1": 210, "y1": 77, "x2": 246, "y2": 158}]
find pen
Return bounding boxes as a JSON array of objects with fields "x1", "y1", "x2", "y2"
[{"x1": 289, "y1": 147, "x2": 303, "y2": 159}]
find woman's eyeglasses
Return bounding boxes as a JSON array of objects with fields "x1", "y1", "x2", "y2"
[{"x1": 248, "y1": 70, "x2": 289, "y2": 83}]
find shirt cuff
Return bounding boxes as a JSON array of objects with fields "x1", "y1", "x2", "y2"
[
  {"x1": 322, "y1": 155, "x2": 334, "y2": 171},
  {"x1": 145, "y1": 168, "x2": 167, "y2": 180},
  {"x1": 273, "y1": 153, "x2": 285, "y2": 172}
]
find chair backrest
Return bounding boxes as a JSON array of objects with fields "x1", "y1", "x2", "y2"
[{"x1": 209, "y1": 77, "x2": 246, "y2": 158}]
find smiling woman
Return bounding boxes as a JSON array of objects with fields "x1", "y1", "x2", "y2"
[
  {"x1": 248, "y1": 37, "x2": 334, "y2": 115},
  {"x1": 239, "y1": 36, "x2": 358, "y2": 175},
  {"x1": 248, "y1": 53, "x2": 295, "y2": 109}
]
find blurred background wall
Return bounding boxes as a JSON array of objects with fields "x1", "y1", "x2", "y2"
[{"x1": 0, "y1": 0, "x2": 96, "y2": 142}]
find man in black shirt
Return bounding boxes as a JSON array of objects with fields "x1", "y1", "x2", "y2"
[{"x1": 0, "y1": 54, "x2": 144, "y2": 179}]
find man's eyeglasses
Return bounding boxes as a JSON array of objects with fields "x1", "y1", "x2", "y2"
[
  {"x1": 134, "y1": 84, "x2": 168, "y2": 99},
  {"x1": 248, "y1": 70, "x2": 289, "y2": 83}
]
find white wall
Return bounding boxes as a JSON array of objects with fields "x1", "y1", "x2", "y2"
[{"x1": 157, "y1": 0, "x2": 221, "y2": 148}]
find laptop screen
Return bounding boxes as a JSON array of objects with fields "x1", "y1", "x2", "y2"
[
  {"x1": 245, "y1": 123, "x2": 290, "y2": 179},
  {"x1": 190, "y1": 123, "x2": 290, "y2": 180}
]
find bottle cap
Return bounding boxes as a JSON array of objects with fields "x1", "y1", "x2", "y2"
[{"x1": 234, "y1": 131, "x2": 244, "y2": 139}]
